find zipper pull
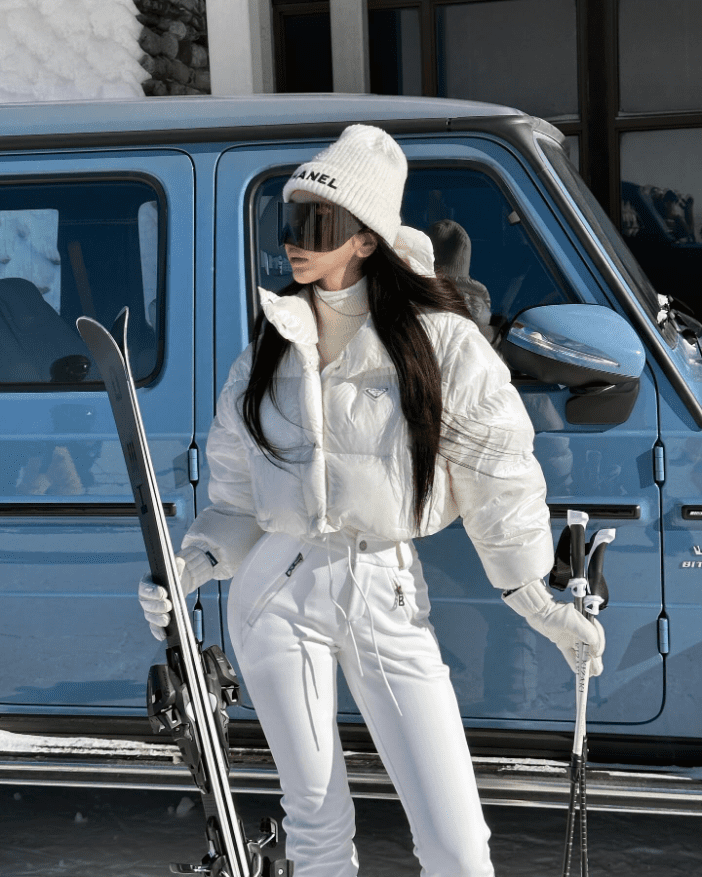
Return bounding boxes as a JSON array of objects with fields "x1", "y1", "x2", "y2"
[{"x1": 285, "y1": 552, "x2": 303, "y2": 577}]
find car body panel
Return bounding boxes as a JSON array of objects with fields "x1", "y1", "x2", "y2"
[{"x1": 0, "y1": 96, "x2": 698, "y2": 756}]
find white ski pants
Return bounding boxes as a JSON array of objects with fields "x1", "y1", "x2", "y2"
[{"x1": 227, "y1": 530, "x2": 494, "y2": 877}]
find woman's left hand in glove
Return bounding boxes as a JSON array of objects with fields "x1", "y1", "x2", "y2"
[{"x1": 502, "y1": 579, "x2": 605, "y2": 677}]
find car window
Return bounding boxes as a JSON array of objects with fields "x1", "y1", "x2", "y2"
[
  {"x1": 0, "y1": 178, "x2": 163, "y2": 388},
  {"x1": 253, "y1": 164, "x2": 576, "y2": 342}
]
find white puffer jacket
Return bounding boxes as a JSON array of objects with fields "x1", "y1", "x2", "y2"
[{"x1": 182, "y1": 287, "x2": 554, "y2": 592}]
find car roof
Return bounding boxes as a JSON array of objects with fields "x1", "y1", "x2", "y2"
[
  {"x1": 0, "y1": 94, "x2": 524, "y2": 139},
  {"x1": 0, "y1": 94, "x2": 565, "y2": 162}
]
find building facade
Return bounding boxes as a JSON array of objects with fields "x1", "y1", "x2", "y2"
[{"x1": 204, "y1": 0, "x2": 702, "y2": 309}]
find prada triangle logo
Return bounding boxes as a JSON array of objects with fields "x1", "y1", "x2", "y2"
[{"x1": 365, "y1": 387, "x2": 388, "y2": 399}]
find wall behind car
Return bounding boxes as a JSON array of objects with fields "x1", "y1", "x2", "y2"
[{"x1": 135, "y1": 0, "x2": 211, "y2": 95}]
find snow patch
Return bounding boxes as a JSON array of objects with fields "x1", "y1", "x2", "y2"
[
  {"x1": 0, "y1": 728, "x2": 174, "y2": 758},
  {"x1": 0, "y1": 0, "x2": 147, "y2": 102},
  {"x1": 474, "y1": 756, "x2": 567, "y2": 775}
]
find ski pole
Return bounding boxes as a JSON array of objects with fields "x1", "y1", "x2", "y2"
[
  {"x1": 560, "y1": 519, "x2": 615, "y2": 877},
  {"x1": 561, "y1": 510, "x2": 588, "y2": 877},
  {"x1": 575, "y1": 528, "x2": 614, "y2": 877}
]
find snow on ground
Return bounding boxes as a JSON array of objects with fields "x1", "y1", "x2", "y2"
[
  {"x1": 0, "y1": 728, "x2": 168, "y2": 757},
  {"x1": 0, "y1": 0, "x2": 147, "y2": 102},
  {"x1": 1, "y1": 784, "x2": 701, "y2": 876},
  {"x1": 3, "y1": 727, "x2": 702, "y2": 873},
  {"x1": 2, "y1": 729, "x2": 701, "y2": 874}
]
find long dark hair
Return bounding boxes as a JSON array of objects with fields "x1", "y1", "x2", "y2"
[{"x1": 242, "y1": 236, "x2": 474, "y2": 529}]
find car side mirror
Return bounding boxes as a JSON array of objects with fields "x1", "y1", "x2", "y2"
[{"x1": 501, "y1": 305, "x2": 646, "y2": 425}]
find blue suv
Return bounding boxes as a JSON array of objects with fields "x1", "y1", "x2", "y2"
[{"x1": 1, "y1": 95, "x2": 700, "y2": 783}]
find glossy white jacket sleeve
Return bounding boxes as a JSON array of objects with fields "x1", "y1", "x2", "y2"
[
  {"x1": 181, "y1": 366, "x2": 264, "y2": 580},
  {"x1": 443, "y1": 329, "x2": 554, "y2": 592}
]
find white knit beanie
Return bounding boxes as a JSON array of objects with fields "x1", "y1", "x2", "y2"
[{"x1": 282, "y1": 124, "x2": 408, "y2": 246}]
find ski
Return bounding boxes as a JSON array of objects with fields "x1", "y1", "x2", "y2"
[{"x1": 77, "y1": 309, "x2": 292, "y2": 877}]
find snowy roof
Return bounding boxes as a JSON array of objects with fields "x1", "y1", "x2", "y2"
[
  {"x1": 0, "y1": 94, "x2": 532, "y2": 148},
  {"x1": 0, "y1": 0, "x2": 147, "y2": 104}
]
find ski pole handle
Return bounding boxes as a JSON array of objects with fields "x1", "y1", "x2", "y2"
[
  {"x1": 567, "y1": 510, "x2": 589, "y2": 601},
  {"x1": 583, "y1": 529, "x2": 615, "y2": 618},
  {"x1": 574, "y1": 527, "x2": 615, "y2": 687}
]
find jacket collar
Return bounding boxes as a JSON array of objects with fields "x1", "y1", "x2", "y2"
[
  {"x1": 258, "y1": 286, "x2": 393, "y2": 378},
  {"x1": 258, "y1": 287, "x2": 318, "y2": 346}
]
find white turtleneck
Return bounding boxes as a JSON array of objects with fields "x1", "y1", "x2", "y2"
[{"x1": 313, "y1": 276, "x2": 369, "y2": 370}]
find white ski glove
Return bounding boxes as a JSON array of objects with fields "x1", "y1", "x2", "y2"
[
  {"x1": 138, "y1": 545, "x2": 218, "y2": 641},
  {"x1": 502, "y1": 579, "x2": 605, "y2": 677}
]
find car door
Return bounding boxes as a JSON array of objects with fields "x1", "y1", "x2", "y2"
[
  {"x1": 400, "y1": 151, "x2": 663, "y2": 727},
  {"x1": 213, "y1": 134, "x2": 664, "y2": 728},
  {"x1": 0, "y1": 149, "x2": 197, "y2": 715}
]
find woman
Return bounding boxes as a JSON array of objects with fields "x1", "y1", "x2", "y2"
[{"x1": 139, "y1": 125, "x2": 604, "y2": 877}]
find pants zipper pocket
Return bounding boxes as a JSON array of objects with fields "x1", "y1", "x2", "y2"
[{"x1": 245, "y1": 552, "x2": 304, "y2": 631}]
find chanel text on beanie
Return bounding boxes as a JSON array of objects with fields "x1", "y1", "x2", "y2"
[{"x1": 282, "y1": 124, "x2": 408, "y2": 246}]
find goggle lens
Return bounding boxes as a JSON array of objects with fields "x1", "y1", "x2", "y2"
[{"x1": 278, "y1": 202, "x2": 363, "y2": 252}]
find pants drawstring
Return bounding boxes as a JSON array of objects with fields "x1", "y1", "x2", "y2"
[
  {"x1": 325, "y1": 536, "x2": 364, "y2": 678},
  {"x1": 346, "y1": 545, "x2": 403, "y2": 716},
  {"x1": 323, "y1": 534, "x2": 402, "y2": 716}
]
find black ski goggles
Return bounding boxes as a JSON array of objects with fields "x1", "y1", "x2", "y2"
[{"x1": 278, "y1": 201, "x2": 364, "y2": 252}]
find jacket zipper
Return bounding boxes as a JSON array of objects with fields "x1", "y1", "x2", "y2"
[{"x1": 285, "y1": 552, "x2": 304, "y2": 577}]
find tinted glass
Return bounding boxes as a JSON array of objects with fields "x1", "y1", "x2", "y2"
[
  {"x1": 436, "y1": 0, "x2": 578, "y2": 119},
  {"x1": 0, "y1": 179, "x2": 162, "y2": 387},
  {"x1": 402, "y1": 168, "x2": 575, "y2": 329},
  {"x1": 619, "y1": 0, "x2": 702, "y2": 114},
  {"x1": 369, "y1": 8, "x2": 422, "y2": 96},
  {"x1": 253, "y1": 166, "x2": 576, "y2": 339}
]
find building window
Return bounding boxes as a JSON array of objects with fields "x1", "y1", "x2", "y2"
[
  {"x1": 435, "y1": 0, "x2": 579, "y2": 120},
  {"x1": 276, "y1": 7, "x2": 334, "y2": 92},
  {"x1": 620, "y1": 129, "x2": 702, "y2": 313},
  {"x1": 269, "y1": 0, "x2": 702, "y2": 323},
  {"x1": 562, "y1": 135, "x2": 581, "y2": 172},
  {"x1": 369, "y1": 7, "x2": 423, "y2": 95},
  {"x1": 615, "y1": 0, "x2": 702, "y2": 316},
  {"x1": 619, "y1": 0, "x2": 702, "y2": 115}
]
